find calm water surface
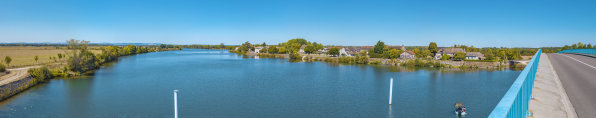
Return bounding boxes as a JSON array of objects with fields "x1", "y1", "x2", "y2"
[{"x1": 0, "y1": 49, "x2": 520, "y2": 117}]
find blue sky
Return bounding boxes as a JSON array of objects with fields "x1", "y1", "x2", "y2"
[{"x1": 1, "y1": 0, "x2": 595, "y2": 47}]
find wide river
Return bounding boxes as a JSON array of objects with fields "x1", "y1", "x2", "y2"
[{"x1": 0, "y1": 49, "x2": 520, "y2": 117}]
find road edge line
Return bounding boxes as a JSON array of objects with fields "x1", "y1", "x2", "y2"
[{"x1": 548, "y1": 53, "x2": 578, "y2": 118}]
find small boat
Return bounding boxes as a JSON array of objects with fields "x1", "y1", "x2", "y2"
[{"x1": 454, "y1": 102, "x2": 466, "y2": 115}]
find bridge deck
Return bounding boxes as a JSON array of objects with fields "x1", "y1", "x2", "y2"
[
  {"x1": 548, "y1": 53, "x2": 596, "y2": 118},
  {"x1": 528, "y1": 53, "x2": 576, "y2": 118}
]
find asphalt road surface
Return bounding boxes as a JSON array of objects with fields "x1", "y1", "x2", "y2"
[{"x1": 548, "y1": 53, "x2": 596, "y2": 118}]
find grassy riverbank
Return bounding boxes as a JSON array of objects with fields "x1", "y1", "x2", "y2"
[
  {"x1": 0, "y1": 46, "x2": 102, "y2": 68},
  {"x1": 241, "y1": 52, "x2": 513, "y2": 69},
  {"x1": 0, "y1": 40, "x2": 182, "y2": 101}
]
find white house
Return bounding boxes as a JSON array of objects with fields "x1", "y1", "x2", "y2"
[
  {"x1": 338, "y1": 47, "x2": 347, "y2": 56},
  {"x1": 318, "y1": 48, "x2": 328, "y2": 54},
  {"x1": 400, "y1": 50, "x2": 416, "y2": 59},
  {"x1": 465, "y1": 52, "x2": 485, "y2": 60},
  {"x1": 254, "y1": 47, "x2": 263, "y2": 53},
  {"x1": 344, "y1": 47, "x2": 361, "y2": 57},
  {"x1": 299, "y1": 45, "x2": 307, "y2": 53},
  {"x1": 435, "y1": 48, "x2": 465, "y2": 60}
]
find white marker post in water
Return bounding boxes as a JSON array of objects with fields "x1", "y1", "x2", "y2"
[
  {"x1": 389, "y1": 78, "x2": 393, "y2": 105},
  {"x1": 174, "y1": 90, "x2": 179, "y2": 118}
]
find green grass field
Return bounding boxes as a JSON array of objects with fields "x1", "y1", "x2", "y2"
[{"x1": 0, "y1": 46, "x2": 102, "y2": 68}]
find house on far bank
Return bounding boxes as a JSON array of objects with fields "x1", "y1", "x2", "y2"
[
  {"x1": 234, "y1": 46, "x2": 240, "y2": 51},
  {"x1": 318, "y1": 48, "x2": 328, "y2": 54},
  {"x1": 400, "y1": 50, "x2": 416, "y2": 59},
  {"x1": 327, "y1": 47, "x2": 346, "y2": 57},
  {"x1": 435, "y1": 48, "x2": 465, "y2": 60},
  {"x1": 344, "y1": 47, "x2": 361, "y2": 57},
  {"x1": 465, "y1": 52, "x2": 485, "y2": 60},
  {"x1": 299, "y1": 45, "x2": 307, "y2": 53},
  {"x1": 254, "y1": 47, "x2": 263, "y2": 53},
  {"x1": 360, "y1": 46, "x2": 374, "y2": 54}
]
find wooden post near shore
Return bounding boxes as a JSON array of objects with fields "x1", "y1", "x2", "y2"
[
  {"x1": 174, "y1": 90, "x2": 178, "y2": 118},
  {"x1": 389, "y1": 78, "x2": 393, "y2": 105}
]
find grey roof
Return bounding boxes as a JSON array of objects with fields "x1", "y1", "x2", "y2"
[
  {"x1": 440, "y1": 48, "x2": 465, "y2": 54},
  {"x1": 387, "y1": 46, "x2": 404, "y2": 50},
  {"x1": 300, "y1": 45, "x2": 307, "y2": 49},
  {"x1": 345, "y1": 47, "x2": 361, "y2": 52},
  {"x1": 466, "y1": 52, "x2": 485, "y2": 59}
]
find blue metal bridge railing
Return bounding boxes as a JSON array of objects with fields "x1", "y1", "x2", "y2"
[
  {"x1": 557, "y1": 49, "x2": 596, "y2": 55},
  {"x1": 488, "y1": 49, "x2": 541, "y2": 118}
]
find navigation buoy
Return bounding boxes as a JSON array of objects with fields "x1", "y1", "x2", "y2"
[{"x1": 389, "y1": 78, "x2": 393, "y2": 105}]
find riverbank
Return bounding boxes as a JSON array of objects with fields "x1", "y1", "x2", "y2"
[
  {"x1": 0, "y1": 47, "x2": 181, "y2": 102},
  {"x1": 0, "y1": 67, "x2": 39, "y2": 101},
  {"x1": 249, "y1": 52, "x2": 517, "y2": 69}
]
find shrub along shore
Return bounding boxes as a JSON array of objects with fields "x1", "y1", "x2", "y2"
[{"x1": 250, "y1": 52, "x2": 514, "y2": 70}]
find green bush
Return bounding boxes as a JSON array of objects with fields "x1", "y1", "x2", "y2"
[
  {"x1": 441, "y1": 55, "x2": 450, "y2": 60},
  {"x1": 51, "y1": 68, "x2": 69, "y2": 77},
  {"x1": 0, "y1": 63, "x2": 5, "y2": 72},
  {"x1": 28, "y1": 66, "x2": 53, "y2": 82},
  {"x1": 368, "y1": 60, "x2": 381, "y2": 65},
  {"x1": 434, "y1": 62, "x2": 442, "y2": 67}
]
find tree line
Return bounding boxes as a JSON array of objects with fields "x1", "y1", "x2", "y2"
[
  {"x1": 62, "y1": 39, "x2": 179, "y2": 75},
  {"x1": 560, "y1": 42, "x2": 596, "y2": 50}
]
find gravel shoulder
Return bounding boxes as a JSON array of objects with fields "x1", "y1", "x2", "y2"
[{"x1": 0, "y1": 66, "x2": 39, "y2": 86}]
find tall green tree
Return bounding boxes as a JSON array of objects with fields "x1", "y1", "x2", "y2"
[
  {"x1": 4, "y1": 56, "x2": 11, "y2": 67},
  {"x1": 454, "y1": 52, "x2": 466, "y2": 60},
  {"x1": 428, "y1": 42, "x2": 438, "y2": 55},
  {"x1": 220, "y1": 43, "x2": 225, "y2": 49},
  {"x1": 34, "y1": 55, "x2": 39, "y2": 64},
  {"x1": 66, "y1": 39, "x2": 97, "y2": 74},
  {"x1": 484, "y1": 48, "x2": 495, "y2": 60},
  {"x1": 284, "y1": 38, "x2": 307, "y2": 48},
  {"x1": 577, "y1": 42, "x2": 584, "y2": 49},
  {"x1": 422, "y1": 50, "x2": 431, "y2": 59},
  {"x1": 262, "y1": 42, "x2": 266, "y2": 46},
  {"x1": 374, "y1": 40, "x2": 385, "y2": 54},
  {"x1": 58, "y1": 53, "x2": 63, "y2": 61},
  {"x1": 329, "y1": 48, "x2": 340, "y2": 56},
  {"x1": 278, "y1": 47, "x2": 287, "y2": 54},
  {"x1": 268, "y1": 46, "x2": 278, "y2": 54},
  {"x1": 290, "y1": 43, "x2": 302, "y2": 52},
  {"x1": 304, "y1": 45, "x2": 316, "y2": 54},
  {"x1": 316, "y1": 44, "x2": 323, "y2": 51},
  {"x1": 386, "y1": 49, "x2": 401, "y2": 59},
  {"x1": 506, "y1": 49, "x2": 518, "y2": 60},
  {"x1": 413, "y1": 48, "x2": 421, "y2": 58}
]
